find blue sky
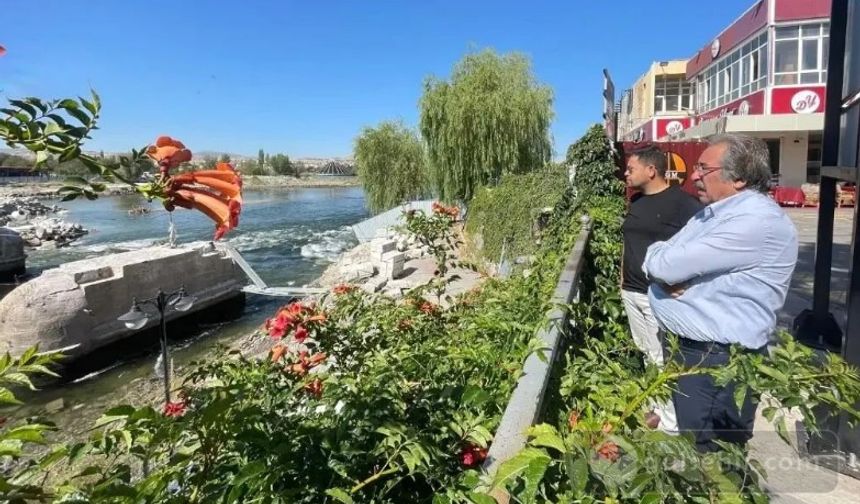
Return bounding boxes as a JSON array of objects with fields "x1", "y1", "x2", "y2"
[{"x1": 2, "y1": 0, "x2": 753, "y2": 158}]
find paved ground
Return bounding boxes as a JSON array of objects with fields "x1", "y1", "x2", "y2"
[
  {"x1": 776, "y1": 208, "x2": 855, "y2": 333},
  {"x1": 750, "y1": 207, "x2": 860, "y2": 503}
]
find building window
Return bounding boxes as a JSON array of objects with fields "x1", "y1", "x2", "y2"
[
  {"x1": 774, "y1": 23, "x2": 829, "y2": 86},
  {"x1": 696, "y1": 31, "x2": 768, "y2": 112},
  {"x1": 653, "y1": 74, "x2": 694, "y2": 114}
]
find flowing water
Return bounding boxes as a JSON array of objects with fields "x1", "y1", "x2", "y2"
[{"x1": 11, "y1": 186, "x2": 368, "y2": 438}]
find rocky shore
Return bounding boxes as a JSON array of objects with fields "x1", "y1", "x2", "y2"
[
  {"x1": 314, "y1": 225, "x2": 482, "y2": 302},
  {"x1": 1, "y1": 197, "x2": 88, "y2": 248}
]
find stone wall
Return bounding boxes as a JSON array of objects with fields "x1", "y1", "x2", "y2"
[{"x1": 0, "y1": 242, "x2": 246, "y2": 357}]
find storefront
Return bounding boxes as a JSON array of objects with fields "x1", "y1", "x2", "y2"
[{"x1": 676, "y1": 0, "x2": 831, "y2": 188}]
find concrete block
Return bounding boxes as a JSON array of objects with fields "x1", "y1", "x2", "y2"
[
  {"x1": 371, "y1": 239, "x2": 397, "y2": 260},
  {"x1": 0, "y1": 241, "x2": 245, "y2": 358},
  {"x1": 342, "y1": 263, "x2": 376, "y2": 282}
]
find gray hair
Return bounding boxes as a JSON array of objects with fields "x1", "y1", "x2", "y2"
[{"x1": 705, "y1": 134, "x2": 771, "y2": 192}]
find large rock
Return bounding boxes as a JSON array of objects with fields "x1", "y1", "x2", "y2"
[
  {"x1": 0, "y1": 228, "x2": 26, "y2": 280},
  {"x1": 0, "y1": 242, "x2": 245, "y2": 358}
]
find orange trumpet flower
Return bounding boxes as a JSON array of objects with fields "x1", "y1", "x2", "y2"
[{"x1": 146, "y1": 136, "x2": 192, "y2": 173}]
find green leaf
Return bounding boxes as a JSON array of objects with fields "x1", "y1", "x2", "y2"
[
  {"x1": 80, "y1": 97, "x2": 98, "y2": 115},
  {"x1": 8, "y1": 99, "x2": 37, "y2": 118},
  {"x1": 462, "y1": 385, "x2": 490, "y2": 406},
  {"x1": 58, "y1": 99, "x2": 79, "y2": 110},
  {"x1": 1, "y1": 372, "x2": 35, "y2": 390},
  {"x1": 325, "y1": 488, "x2": 354, "y2": 504},
  {"x1": 38, "y1": 445, "x2": 68, "y2": 468},
  {"x1": 492, "y1": 447, "x2": 551, "y2": 489},
  {"x1": 226, "y1": 461, "x2": 266, "y2": 501},
  {"x1": 756, "y1": 364, "x2": 789, "y2": 384},
  {"x1": 467, "y1": 493, "x2": 497, "y2": 504},
  {"x1": 0, "y1": 439, "x2": 23, "y2": 457},
  {"x1": 0, "y1": 388, "x2": 22, "y2": 405},
  {"x1": 640, "y1": 493, "x2": 662, "y2": 504},
  {"x1": 775, "y1": 415, "x2": 792, "y2": 445},
  {"x1": 520, "y1": 453, "x2": 551, "y2": 504},
  {"x1": 65, "y1": 107, "x2": 91, "y2": 127},
  {"x1": 35, "y1": 149, "x2": 49, "y2": 166},
  {"x1": 3, "y1": 424, "x2": 50, "y2": 443},
  {"x1": 527, "y1": 424, "x2": 566, "y2": 453},
  {"x1": 733, "y1": 384, "x2": 748, "y2": 412},
  {"x1": 563, "y1": 452, "x2": 589, "y2": 497}
]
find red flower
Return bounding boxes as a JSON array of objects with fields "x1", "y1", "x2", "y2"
[
  {"x1": 419, "y1": 301, "x2": 437, "y2": 315},
  {"x1": 294, "y1": 325, "x2": 309, "y2": 343},
  {"x1": 305, "y1": 378, "x2": 323, "y2": 398},
  {"x1": 459, "y1": 444, "x2": 488, "y2": 468},
  {"x1": 596, "y1": 441, "x2": 620, "y2": 462},
  {"x1": 163, "y1": 400, "x2": 187, "y2": 418},
  {"x1": 266, "y1": 314, "x2": 290, "y2": 340},
  {"x1": 333, "y1": 284, "x2": 356, "y2": 295}
]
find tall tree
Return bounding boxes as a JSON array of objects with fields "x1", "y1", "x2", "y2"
[
  {"x1": 270, "y1": 154, "x2": 293, "y2": 176},
  {"x1": 354, "y1": 120, "x2": 429, "y2": 214},
  {"x1": 419, "y1": 49, "x2": 554, "y2": 202}
]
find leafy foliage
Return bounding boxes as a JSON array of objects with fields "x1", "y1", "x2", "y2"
[
  {"x1": 465, "y1": 163, "x2": 569, "y2": 262},
  {"x1": 269, "y1": 153, "x2": 294, "y2": 176},
  {"x1": 9, "y1": 198, "x2": 585, "y2": 503},
  {"x1": 483, "y1": 125, "x2": 860, "y2": 503},
  {"x1": 419, "y1": 49, "x2": 554, "y2": 202},
  {"x1": 0, "y1": 92, "x2": 160, "y2": 201},
  {"x1": 354, "y1": 120, "x2": 430, "y2": 214},
  {"x1": 0, "y1": 347, "x2": 66, "y2": 503},
  {"x1": 567, "y1": 124, "x2": 625, "y2": 200}
]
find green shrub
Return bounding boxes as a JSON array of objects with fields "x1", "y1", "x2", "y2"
[{"x1": 465, "y1": 163, "x2": 569, "y2": 262}]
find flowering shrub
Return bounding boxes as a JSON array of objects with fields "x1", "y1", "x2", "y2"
[{"x1": 21, "y1": 193, "x2": 582, "y2": 503}]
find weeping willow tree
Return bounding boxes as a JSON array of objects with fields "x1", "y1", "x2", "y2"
[
  {"x1": 354, "y1": 120, "x2": 429, "y2": 214},
  {"x1": 419, "y1": 49, "x2": 554, "y2": 202}
]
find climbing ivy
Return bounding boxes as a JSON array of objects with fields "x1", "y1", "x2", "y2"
[{"x1": 465, "y1": 164, "x2": 569, "y2": 262}]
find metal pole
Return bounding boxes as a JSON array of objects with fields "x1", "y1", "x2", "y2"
[
  {"x1": 157, "y1": 291, "x2": 171, "y2": 404},
  {"x1": 795, "y1": 0, "x2": 849, "y2": 347}
]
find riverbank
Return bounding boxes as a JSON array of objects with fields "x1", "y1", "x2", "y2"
[{"x1": 0, "y1": 175, "x2": 361, "y2": 199}]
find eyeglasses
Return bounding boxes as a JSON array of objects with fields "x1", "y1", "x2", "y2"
[{"x1": 692, "y1": 164, "x2": 722, "y2": 177}]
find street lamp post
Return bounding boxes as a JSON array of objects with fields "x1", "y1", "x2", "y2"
[{"x1": 118, "y1": 287, "x2": 196, "y2": 404}]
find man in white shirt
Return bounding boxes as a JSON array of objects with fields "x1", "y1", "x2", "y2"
[{"x1": 643, "y1": 134, "x2": 798, "y2": 452}]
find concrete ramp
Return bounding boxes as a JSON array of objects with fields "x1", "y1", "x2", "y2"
[
  {"x1": 351, "y1": 200, "x2": 436, "y2": 242},
  {"x1": 0, "y1": 242, "x2": 245, "y2": 357}
]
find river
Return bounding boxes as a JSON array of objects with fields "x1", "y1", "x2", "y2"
[{"x1": 13, "y1": 186, "x2": 368, "y2": 438}]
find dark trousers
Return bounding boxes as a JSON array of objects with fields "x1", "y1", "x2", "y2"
[{"x1": 671, "y1": 338, "x2": 765, "y2": 453}]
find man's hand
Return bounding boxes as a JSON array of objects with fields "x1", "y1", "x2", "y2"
[{"x1": 661, "y1": 283, "x2": 686, "y2": 298}]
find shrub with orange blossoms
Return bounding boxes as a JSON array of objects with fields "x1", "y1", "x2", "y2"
[
  {"x1": 332, "y1": 284, "x2": 357, "y2": 295},
  {"x1": 264, "y1": 301, "x2": 327, "y2": 343},
  {"x1": 145, "y1": 136, "x2": 243, "y2": 240},
  {"x1": 431, "y1": 201, "x2": 460, "y2": 219}
]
